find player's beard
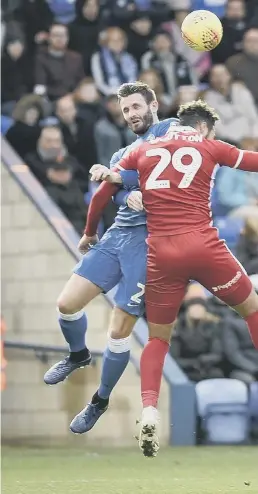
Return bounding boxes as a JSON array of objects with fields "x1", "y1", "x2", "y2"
[{"x1": 128, "y1": 108, "x2": 154, "y2": 135}]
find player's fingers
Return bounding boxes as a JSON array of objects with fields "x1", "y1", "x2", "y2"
[
  {"x1": 90, "y1": 164, "x2": 103, "y2": 173},
  {"x1": 131, "y1": 194, "x2": 143, "y2": 210},
  {"x1": 79, "y1": 245, "x2": 89, "y2": 254},
  {"x1": 128, "y1": 198, "x2": 143, "y2": 211},
  {"x1": 90, "y1": 171, "x2": 102, "y2": 181},
  {"x1": 134, "y1": 196, "x2": 143, "y2": 209}
]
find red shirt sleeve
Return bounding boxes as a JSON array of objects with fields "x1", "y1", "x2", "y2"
[
  {"x1": 116, "y1": 148, "x2": 138, "y2": 171},
  {"x1": 211, "y1": 140, "x2": 258, "y2": 171},
  {"x1": 84, "y1": 181, "x2": 120, "y2": 236}
]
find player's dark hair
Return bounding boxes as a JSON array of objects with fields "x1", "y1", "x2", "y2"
[
  {"x1": 117, "y1": 82, "x2": 156, "y2": 104},
  {"x1": 177, "y1": 100, "x2": 219, "y2": 131},
  {"x1": 49, "y1": 23, "x2": 68, "y2": 32}
]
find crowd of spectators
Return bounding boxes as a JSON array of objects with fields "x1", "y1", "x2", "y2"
[
  {"x1": 170, "y1": 282, "x2": 258, "y2": 384},
  {"x1": 2, "y1": 0, "x2": 258, "y2": 382}
]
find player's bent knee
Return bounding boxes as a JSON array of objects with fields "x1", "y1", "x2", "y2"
[
  {"x1": 108, "y1": 307, "x2": 137, "y2": 339},
  {"x1": 148, "y1": 322, "x2": 175, "y2": 343},
  {"x1": 232, "y1": 287, "x2": 258, "y2": 318},
  {"x1": 57, "y1": 297, "x2": 81, "y2": 315}
]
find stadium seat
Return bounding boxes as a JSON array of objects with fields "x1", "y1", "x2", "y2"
[
  {"x1": 250, "y1": 382, "x2": 258, "y2": 417},
  {"x1": 191, "y1": 0, "x2": 226, "y2": 18},
  {"x1": 1, "y1": 116, "x2": 13, "y2": 135},
  {"x1": 213, "y1": 217, "x2": 243, "y2": 252},
  {"x1": 196, "y1": 379, "x2": 250, "y2": 444}
]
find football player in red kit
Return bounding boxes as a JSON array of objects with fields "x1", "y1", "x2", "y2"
[{"x1": 86, "y1": 100, "x2": 258, "y2": 457}]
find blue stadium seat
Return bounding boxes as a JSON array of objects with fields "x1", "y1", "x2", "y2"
[
  {"x1": 1, "y1": 116, "x2": 13, "y2": 135},
  {"x1": 191, "y1": 0, "x2": 226, "y2": 18},
  {"x1": 213, "y1": 217, "x2": 243, "y2": 252},
  {"x1": 196, "y1": 379, "x2": 250, "y2": 444}
]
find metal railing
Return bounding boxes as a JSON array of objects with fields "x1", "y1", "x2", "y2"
[{"x1": 4, "y1": 340, "x2": 140, "y2": 372}]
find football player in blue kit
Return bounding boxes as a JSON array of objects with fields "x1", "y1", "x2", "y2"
[{"x1": 44, "y1": 81, "x2": 179, "y2": 433}]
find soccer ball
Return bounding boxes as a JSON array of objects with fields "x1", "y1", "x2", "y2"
[{"x1": 181, "y1": 10, "x2": 223, "y2": 52}]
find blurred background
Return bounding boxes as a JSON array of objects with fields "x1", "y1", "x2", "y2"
[{"x1": 1, "y1": 0, "x2": 258, "y2": 452}]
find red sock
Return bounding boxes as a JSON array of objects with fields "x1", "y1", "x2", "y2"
[
  {"x1": 140, "y1": 337, "x2": 169, "y2": 408},
  {"x1": 245, "y1": 311, "x2": 258, "y2": 349}
]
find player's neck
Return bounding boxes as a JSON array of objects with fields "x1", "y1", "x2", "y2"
[{"x1": 145, "y1": 116, "x2": 160, "y2": 133}]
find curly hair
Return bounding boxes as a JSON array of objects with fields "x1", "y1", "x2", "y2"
[{"x1": 177, "y1": 99, "x2": 219, "y2": 130}]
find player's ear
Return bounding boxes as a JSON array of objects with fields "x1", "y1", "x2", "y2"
[
  {"x1": 199, "y1": 121, "x2": 209, "y2": 138},
  {"x1": 151, "y1": 99, "x2": 159, "y2": 115}
]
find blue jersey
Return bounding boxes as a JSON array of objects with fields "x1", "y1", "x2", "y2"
[{"x1": 111, "y1": 118, "x2": 179, "y2": 227}]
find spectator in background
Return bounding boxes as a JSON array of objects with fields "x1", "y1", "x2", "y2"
[
  {"x1": 109, "y1": 0, "x2": 173, "y2": 27},
  {"x1": 216, "y1": 164, "x2": 258, "y2": 220},
  {"x1": 25, "y1": 126, "x2": 86, "y2": 233},
  {"x1": 236, "y1": 216, "x2": 258, "y2": 275},
  {"x1": 169, "y1": 84, "x2": 198, "y2": 119},
  {"x1": 126, "y1": 16, "x2": 155, "y2": 66},
  {"x1": 94, "y1": 95, "x2": 135, "y2": 167},
  {"x1": 141, "y1": 30, "x2": 197, "y2": 110},
  {"x1": 14, "y1": 0, "x2": 53, "y2": 54},
  {"x1": 73, "y1": 77, "x2": 103, "y2": 122},
  {"x1": 171, "y1": 298, "x2": 224, "y2": 382},
  {"x1": 55, "y1": 94, "x2": 98, "y2": 179},
  {"x1": 91, "y1": 27, "x2": 138, "y2": 96},
  {"x1": 69, "y1": 0, "x2": 105, "y2": 75},
  {"x1": 46, "y1": 0, "x2": 76, "y2": 24},
  {"x1": 138, "y1": 68, "x2": 171, "y2": 118},
  {"x1": 34, "y1": 23, "x2": 84, "y2": 101},
  {"x1": 204, "y1": 64, "x2": 258, "y2": 145},
  {"x1": 211, "y1": 0, "x2": 247, "y2": 64},
  {"x1": 227, "y1": 28, "x2": 258, "y2": 108},
  {"x1": 163, "y1": 9, "x2": 211, "y2": 81},
  {"x1": 1, "y1": 35, "x2": 30, "y2": 115},
  {"x1": 6, "y1": 95, "x2": 44, "y2": 159},
  {"x1": 191, "y1": 0, "x2": 226, "y2": 18},
  {"x1": 222, "y1": 314, "x2": 258, "y2": 384}
]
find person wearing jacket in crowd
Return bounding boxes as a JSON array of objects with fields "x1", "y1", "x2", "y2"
[
  {"x1": 25, "y1": 126, "x2": 86, "y2": 233},
  {"x1": 141, "y1": 29, "x2": 197, "y2": 109},
  {"x1": 221, "y1": 311, "x2": 258, "y2": 384},
  {"x1": 236, "y1": 216, "x2": 258, "y2": 275},
  {"x1": 91, "y1": 27, "x2": 138, "y2": 96},
  {"x1": 6, "y1": 94, "x2": 45, "y2": 158},
  {"x1": 170, "y1": 298, "x2": 224, "y2": 382}
]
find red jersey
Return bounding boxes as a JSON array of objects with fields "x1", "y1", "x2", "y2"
[{"x1": 117, "y1": 128, "x2": 258, "y2": 236}]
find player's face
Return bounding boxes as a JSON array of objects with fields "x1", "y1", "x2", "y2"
[{"x1": 120, "y1": 93, "x2": 157, "y2": 135}]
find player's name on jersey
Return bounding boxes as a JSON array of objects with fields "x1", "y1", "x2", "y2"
[{"x1": 149, "y1": 130, "x2": 203, "y2": 145}]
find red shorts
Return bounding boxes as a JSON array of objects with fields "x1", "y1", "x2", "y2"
[{"x1": 146, "y1": 228, "x2": 252, "y2": 324}]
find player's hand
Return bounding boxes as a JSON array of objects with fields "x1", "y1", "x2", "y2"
[
  {"x1": 126, "y1": 191, "x2": 143, "y2": 211},
  {"x1": 90, "y1": 164, "x2": 111, "y2": 182},
  {"x1": 78, "y1": 234, "x2": 99, "y2": 254},
  {"x1": 90, "y1": 165, "x2": 122, "y2": 184}
]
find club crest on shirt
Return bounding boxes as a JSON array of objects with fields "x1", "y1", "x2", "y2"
[{"x1": 146, "y1": 134, "x2": 156, "y2": 142}]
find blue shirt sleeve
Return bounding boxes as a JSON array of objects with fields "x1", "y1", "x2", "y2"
[
  {"x1": 113, "y1": 189, "x2": 130, "y2": 206},
  {"x1": 120, "y1": 170, "x2": 139, "y2": 187}
]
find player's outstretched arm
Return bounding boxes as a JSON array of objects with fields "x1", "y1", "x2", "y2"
[
  {"x1": 84, "y1": 181, "x2": 120, "y2": 237},
  {"x1": 214, "y1": 140, "x2": 258, "y2": 171}
]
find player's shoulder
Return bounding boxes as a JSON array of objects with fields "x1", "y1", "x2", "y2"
[
  {"x1": 151, "y1": 118, "x2": 179, "y2": 137},
  {"x1": 110, "y1": 147, "x2": 128, "y2": 166}
]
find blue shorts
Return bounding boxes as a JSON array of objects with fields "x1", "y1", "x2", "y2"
[{"x1": 74, "y1": 224, "x2": 147, "y2": 316}]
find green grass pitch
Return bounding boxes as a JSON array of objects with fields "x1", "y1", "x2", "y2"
[{"x1": 2, "y1": 446, "x2": 258, "y2": 494}]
